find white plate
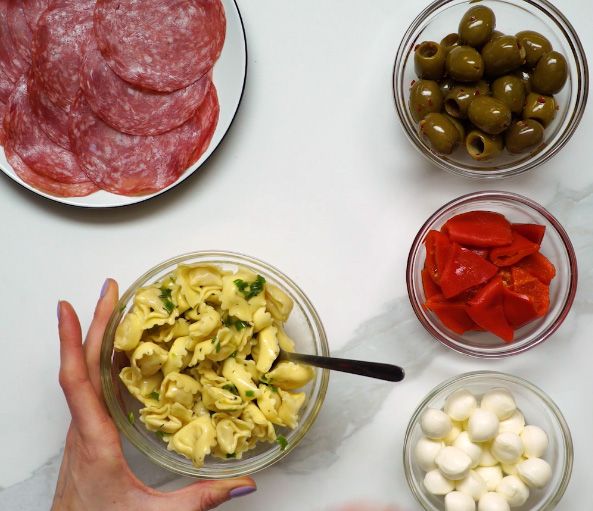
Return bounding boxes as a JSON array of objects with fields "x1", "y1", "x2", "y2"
[{"x1": 0, "y1": 0, "x2": 247, "y2": 208}]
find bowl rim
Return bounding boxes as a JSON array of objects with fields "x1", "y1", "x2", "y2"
[
  {"x1": 406, "y1": 190, "x2": 578, "y2": 358},
  {"x1": 392, "y1": 0, "x2": 589, "y2": 179},
  {"x1": 403, "y1": 370, "x2": 574, "y2": 511},
  {"x1": 100, "y1": 250, "x2": 330, "y2": 478}
]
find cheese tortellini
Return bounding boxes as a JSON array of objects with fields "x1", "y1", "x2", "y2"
[{"x1": 116, "y1": 264, "x2": 314, "y2": 468}]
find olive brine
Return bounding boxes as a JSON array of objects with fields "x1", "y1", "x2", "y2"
[{"x1": 409, "y1": 5, "x2": 567, "y2": 161}]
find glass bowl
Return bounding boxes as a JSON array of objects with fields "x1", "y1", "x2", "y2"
[
  {"x1": 406, "y1": 191, "x2": 577, "y2": 357},
  {"x1": 100, "y1": 251, "x2": 330, "y2": 478},
  {"x1": 393, "y1": 0, "x2": 588, "y2": 178},
  {"x1": 403, "y1": 371, "x2": 573, "y2": 510}
]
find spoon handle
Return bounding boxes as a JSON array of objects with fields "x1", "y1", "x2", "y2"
[{"x1": 282, "y1": 351, "x2": 405, "y2": 382}]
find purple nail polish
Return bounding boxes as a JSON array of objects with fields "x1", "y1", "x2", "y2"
[
  {"x1": 100, "y1": 279, "x2": 109, "y2": 298},
  {"x1": 229, "y1": 486, "x2": 256, "y2": 499}
]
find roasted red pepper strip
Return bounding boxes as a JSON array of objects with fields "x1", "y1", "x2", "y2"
[
  {"x1": 425, "y1": 295, "x2": 478, "y2": 334},
  {"x1": 503, "y1": 287, "x2": 540, "y2": 329},
  {"x1": 515, "y1": 252, "x2": 556, "y2": 285},
  {"x1": 489, "y1": 231, "x2": 540, "y2": 267},
  {"x1": 512, "y1": 223, "x2": 546, "y2": 245},
  {"x1": 440, "y1": 243, "x2": 499, "y2": 299},
  {"x1": 442, "y1": 211, "x2": 513, "y2": 247},
  {"x1": 422, "y1": 268, "x2": 441, "y2": 299},
  {"x1": 470, "y1": 248, "x2": 490, "y2": 259},
  {"x1": 424, "y1": 230, "x2": 453, "y2": 284},
  {"x1": 511, "y1": 267, "x2": 550, "y2": 317},
  {"x1": 467, "y1": 277, "x2": 514, "y2": 342}
]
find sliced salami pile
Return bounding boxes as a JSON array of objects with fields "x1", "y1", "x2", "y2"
[{"x1": 0, "y1": 0, "x2": 224, "y2": 198}]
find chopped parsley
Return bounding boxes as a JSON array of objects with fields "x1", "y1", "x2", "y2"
[
  {"x1": 276, "y1": 435, "x2": 288, "y2": 451},
  {"x1": 215, "y1": 340, "x2": 221, "y2": 353},
  {"x1": 230, "y1": 351, "x2": 237, "y2": 358},
  {"x1": 245, "y1": 390, "x2": 255, "y2": 398},
  {"x1": 127, "y1": 411, "x2": 135, "y2": 425},
  {"x1": 159, "y1": 287, "x2": 175, "y2": 314},
  {"x1": 226, "y1": 453, "x2": 236, "y2": 459},
  {"x1": 223, "y1": 315, "x2": 250, "y2": 331},
  {"x1": 149, "y1": 391, "x2": 160, "y2": 401},
  {"x1": 233, "y1": 275, "x2": 266, "y2": 300},
  {"x1": 223, "y1": 384, "x2": 239, "y2": 396},
  {"x1": 155, "y1": 430, "x2": 165, "y2": 439}
]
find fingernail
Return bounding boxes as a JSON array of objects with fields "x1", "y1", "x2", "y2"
[
  {"x1": 57, "y1": 301, "x2": 62, "y2": 322},
  {"x1": 229, "y1": 486, "x2": 256, "y2": 499},
  {"x1": 100, "y1": 279, "x2": 110, "y2": 298}
]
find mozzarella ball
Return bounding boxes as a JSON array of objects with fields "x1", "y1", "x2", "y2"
[
  {"x1": 454, "y1": 431, "x2": 483, "y2": 468},
  {"x1": 445, "y1": 389, "x2": 478, "y2": 421},
  {"x1": 421, "y1": 408, "x2": 453, "y2": 440},
  {"x1": 481, "y1": 389, "x2": 517, "y2": 421},
  {"x1": 517, "y1": 458, "x2": 552, "y2": 489},
  {"x1": 491, "y1": 432, "x2": 524, "y2": 464},
  {"x1": 501, "y1": 458, "x2": 525, "y2": 477},
  {"x1": 456, "y1": 470, "x2": 487, "y2": 501},
  {"x1": 476, "y1": 466, "x2": 503, "y2": 492},
  {"x1": 479, "y1": 445, "x2": 498, "y2": 467},
  {"x1": 468, "y1": 409, "x2": 500, "y2": 442},
  {"x1": 445, "y1": 421, "x2": 464, "y2": 445},
  {"x1": 424, "y1": 469, "x2": 455, "y2": 495},
  {"x1": 415, "y1": 436, "x2": 444, "y2": 472},
  {"x1": 478, "y1": 492, "x2": 510, "y2": 511},
  {"x1": 498, "y1": 410, "x2": 525, "y2": 435},
  {"x1": 436, "y1": 446, "x2": 473, "y2": 480},
  {"x1": 496, "y1": 475, "x2": 530, "y2": 507},
  {"x1": 521, "y1": 425, "x2": 549, "y2": 458},
  {"x1": 446, "y1": 491, "x2": 476, "y2": 511}
]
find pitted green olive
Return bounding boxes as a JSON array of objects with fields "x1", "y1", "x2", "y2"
[
  {"x1": 516, "y1": 30, "x2": 552, "y2": 68},
  {"x1": 468, "y1": 96, "x2": 512, "y2": 135},
  {"x1": 492, "y1": 75, "x2": 526, "y2": 114},
  {"x1": 482, "y1": 35, "x2": 526, "y2": 77},
  {"x1": 441, "y1": 33, "x2": 460, "y2": 54},
  {"x1": 523, "y1": 92, "x2": 557, "y2": 127},
  {"x1": 505, "y1": 119, "x2": 545, "y2": 153},
  {"x1": 458, "y1": 6, "x2": 496, "y2": 48},
  {"x1": 419, "y1": 113, "x2": 461, "y2": 154},
  {"x1": 532, "y1": 51, "x2": 568, "y2": 95},
  {"x1": 444, "y1": 81, "x2": 490, "y2": 119},
  {"x1": 446, "y1": 46, "x2": 484, "y2": 82},
  {"x1": 466, "y1": 129, "x2": 504, "y2": 160},
  {"x1": 409, "y1": 80, "x2": 443, "y2": 122},
  {"x1": 414, "y1": 41, "x2": 447, "y2": 80}
]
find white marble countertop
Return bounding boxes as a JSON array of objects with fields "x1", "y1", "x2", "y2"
[{"x1": 1, "y1": 0, "x2": 593, "y2": 509}]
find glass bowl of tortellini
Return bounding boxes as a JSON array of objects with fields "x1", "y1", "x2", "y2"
[{"x1": 100, "y1": 251, "x2": 330, "y2": 478}]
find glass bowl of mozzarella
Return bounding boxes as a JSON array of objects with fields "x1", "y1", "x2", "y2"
[
  {"x1": 403, "y1": 371, "x2": 573, "y2": 511},
  {"x1": 100, "y1": 251, "x2": 329, "y2": 478}
]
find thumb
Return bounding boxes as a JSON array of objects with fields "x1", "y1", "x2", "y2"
[{"x1": 163, "y1": 477, "x2": 256, "y2": 511}]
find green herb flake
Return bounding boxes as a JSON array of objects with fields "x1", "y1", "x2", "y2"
[
  {"x1": 230, "y1": 351, "x2": 237, "y2": 358},
  {"x1": 211, "y1": 337, "x2": 217, "y2": 344},
  {"x1": 276, "y1": 435, "x2": 288, "y2": 450},
  {"x1": 234, "y1": 275, "x2": 266, "y2": 300},
  {"x1": 155, "y1": 431, "x2": 165, "y2": 439},
  {"x1": 270, "y1": 385, "x2": 278, "y2": 393},
  {"x1": 223, "y1": 384, "x2": 239, "y2": 396},
  {"x1": 226, "y1": 453, "x2": 236, "y2": 459},
  {"x1": 245, "y1": 390, "x2": 255, "y2": 398},
  {"x1": 215, "y1": 341, "x2": 221, "y2": 353},
  {"x1": 159, "y1": 287, "x2": 175, "y2": 314},
  {"x1": 149, "y1": 391, "x2": 160, "y2": 401},
  {"x1": 235, "y1": 319, "x2": 249, "y2": 331},
  {"x1": 127, "y1": 411, "x2": 135, "y2": 425}
]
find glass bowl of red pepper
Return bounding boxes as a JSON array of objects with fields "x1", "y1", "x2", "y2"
[{"x1": 407, "y1": 191, "x2": 577, "y2": 357}]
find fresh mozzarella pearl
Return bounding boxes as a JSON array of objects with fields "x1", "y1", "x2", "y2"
[
  {"x1": 476, "y1": 466, "x2": 503, "y2": 492},
  {"x1": 436, "y1": 446, "x2": 473, "y2": 480},
  {"x1": 478, "y1": 492, "x2": 510, "y2": 511},
  {"x1": 424, "y1": 469, "x2": 455, "y2": 495},
  {"x1": 454, "y1": 431, "x2": 483, "y2": 468},
  {"x1": 501, "y1": 458, "x2": 525, "y2": 476},
  {"x1": 468, "y1": 409, "x2": 499, "y2": 442},
  {"x1": 479, "y1": 445, "x2": 498, "y2": 467},
  {"x1": 496, "y1": 475, "x2": 530, "y2": 507},
  {"x1": 481, "y1": 389, "x2": 517, "y2": 420},
  {"x1": 521, "y1": 425, "x2": 549, "y2": 458},
  {"x1": 421, "y1": 408, "x2": 453, "y2": 440},
  {"x1": 445, "y1": 389, "x2": 478, "y2": 421},
  {"x1": 498, "y1": 410, "x2": 525, "y2": 435},
  {"x1": 415, "y1": 436, "x2": 444, "y2": 472},
  {"x1": 517, "y1": 458, "x2": 552, "y2": 489},
  {"x1": 456, "y1": 470, "x2": 487, "y2": 501},
  {"x1": 445, "y1": 421, "x2": 464, "y2": 445},
  {"x1": 445, "y1": 491, "x2": 476, "y2": 511},
  {"x1": 491, "y1": 432, "x2": 524, "y2": 464}
]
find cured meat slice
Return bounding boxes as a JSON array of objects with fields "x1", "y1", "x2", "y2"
[
  {"x1": 5, "y1": 142, "x2": 98, "y2": 197},
  {"x1": 80, "y1": 41, "x2": 212, "y2": 135},
  {"x1": 23, "y1": 0, "x2": 50, "y2": 30},
  {"x1": 0, "y1": 101, "x2": 7, "y2": 144},
  {"x1": 7, "y1": 0, "x2": 33, "y2": 63},
  {"x1": 94, "y1": 0, "x2": 226, "y2": 92},
  {"x1": 32, "y1": 0, "x2": 94, "y2": 110},
  {"x1": 0, "y1": 67, "x2": 14, "y2": 103},
  {"x1": 28, "y1": 73, "x2": 71, "y2": 150},
  {"x1": 6, "y1": 76, "x2": 91, "y2": 184},
  {"x1": 0, "y1": 0, "x2": 28, "y2": 83},
  {"x1": 69, "y1": 87, "x2": 220, "y2": 196}
]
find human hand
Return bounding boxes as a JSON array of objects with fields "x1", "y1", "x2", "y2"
[{"x1": 52, "y1": 279, "x2": 256, "y2": 511}]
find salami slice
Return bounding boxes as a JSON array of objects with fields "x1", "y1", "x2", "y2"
[
  {"x1": 23, "y1": 0, "x2": 50, "y2": 30},
  {"x1": 0, "y1": 100, "x2": 7, "y2": 144},
  {"x1": 7, "y1": 0, "x2": 32, "y2": 64},
  {"x1": 80, "y1": 42, "x2": 213, "y2": 136},
  {"x1": 31, "y1": 0, "x2": 94, "y2": 110},
  {"x1": 94, "y1": 0, "x2": 226, "y2": 92},
  {"x1": 6, "y1": 76, "x2": 91, "y2": 184},
  {"x1": 69, "y1": 87, "x2": 219, "y2": 196},
  {"x1": 28, "y1": 73, "x2": 71, "y2": 150},
  {"x1": 0, "y1": 67, "x2": 14, "y2": 103},
  {"x1": 5, "y1": 142, "x2": 98, "y2": 197},
  {"x1": 0, "y1": 0, "x2": 28, "y2": 83}
]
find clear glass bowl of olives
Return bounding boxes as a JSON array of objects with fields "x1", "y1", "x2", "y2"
[{"x1": 393, "y1": 0, "x2": 588, "y2": 178}]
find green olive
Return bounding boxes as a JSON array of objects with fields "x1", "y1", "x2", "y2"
[
  {"x1": 531, "y1": 51, "x2": 568, "y2": 95},
  {"x1": 492, "y1": 75, "x2": 526, "y2": 114},
  {"x1": 444, "y1": 81, "x2": 490, "y2": 119},
  {"x1": 439, "y1": 78, "x2": 456, "y2": 96},
  {"x1": 419, "y1": 112, "x2": 461, "y2": 154},
  {"x1": 458, "y1": 6, "x2": 495, "y2": 48},
  {"x1": 466, "y1": 129, "x2": 504, "y2": 160},
  {"x1": 513, "y1": 68, "x2": 533, "y2": 93},
  {"x1": 482, "y1": 35, "x2": 526, "y2": 77},
  {"x1": 444, "y1": 113, "x2": 466, "y2": 141},
  {"x1": 440, "y1": 33, "x2": 460, "y2": 55},
  {"x1": 414, "y1": 41, "x2": 447, "y2": 80},
  {"x1": 468, "y1": 96, "x2": 512, "y2": 135},
  {"x1": 489, "y1": 30, "x2": 505, "y2": 41},
  {"x1": 408, "y1": 80, "x2": 443, "y2": 123},
  {"x1": 446, "y1": 46, "x2": 484, "y2": 82},
  {"x1": 505, "y1": 119, "x2": 545, "y2": 153},
  {"x1": 523, "y1": 92, "x2": 557, "y2": 127},
  {"x1": 516, "y1": 30, "x2": 552, "y2": 68}
]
